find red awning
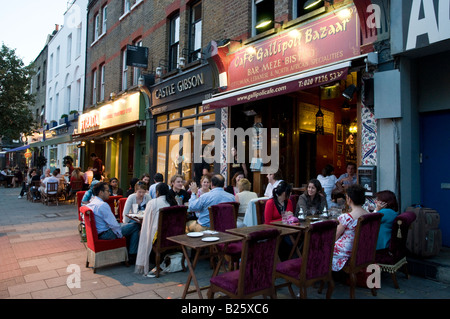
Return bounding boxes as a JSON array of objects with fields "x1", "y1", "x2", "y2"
[{"x1": 203, "y1": 61, "x2": 350, "y2": 110}]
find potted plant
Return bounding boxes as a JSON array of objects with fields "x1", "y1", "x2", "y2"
[
  {"x1": 36, "y1": 155, "x2": 47, "y2": 170},
  {"x1": 50, "y1": 120, "x2": 58, "y2": 128},
  {"x1": 59, "y1": 114, "x2": 69, "y2": 125},
  {"x1": 68, "y1": 110, "x2": 79, "y2": 121}
]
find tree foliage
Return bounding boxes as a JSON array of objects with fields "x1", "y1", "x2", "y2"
[{"x1": 0, "y1": 43, "x2": 35, "y2": 140}]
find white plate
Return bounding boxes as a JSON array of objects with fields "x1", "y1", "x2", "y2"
[
  {"x1": 202, "y1": 236, "x2": 220, "y2": 242},
  {"x1": 187, "y1": 232, "x2": 204, "y2": 238}
]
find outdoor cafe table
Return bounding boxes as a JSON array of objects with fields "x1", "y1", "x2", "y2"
[
  {"x1": 225, "y1": 224, "x2": 303, "y2": 259},
  {"x1": 271, "y1": 216, "x2": 333, "y2": 258},
  {"x1": 168, "y1": 231, "x2": 243, "y2": 299}
]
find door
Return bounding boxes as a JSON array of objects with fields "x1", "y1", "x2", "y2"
[{"x1": 420, "y1": 110, "x2": 450, "y2": 247}]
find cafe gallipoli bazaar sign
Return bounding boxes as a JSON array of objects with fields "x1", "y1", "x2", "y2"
[{"x1": 226, "y1": 5, "x2": 360, "y2": 91}]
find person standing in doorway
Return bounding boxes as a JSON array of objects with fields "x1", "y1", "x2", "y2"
[{"x1": 90, "y1": 153, "x2": 103, "y2": 181}]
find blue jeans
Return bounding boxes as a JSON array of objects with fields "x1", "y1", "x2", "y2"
[{"x1": 98, "y1": 223, "x2": 141, "y2": 254}]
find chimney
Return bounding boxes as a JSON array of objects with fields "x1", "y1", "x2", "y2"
[{"x1": 55, "y1": 24, "x2": 59, "y2": 32}]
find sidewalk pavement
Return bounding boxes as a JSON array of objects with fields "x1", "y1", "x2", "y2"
[{"x1": 1, "y1": 186, "x2": 450, "y2": 301}]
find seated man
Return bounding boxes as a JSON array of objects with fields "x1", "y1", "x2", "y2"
[
  {"x1": 86, "y1": 182, "x2": 140, "y2": 263},
  {"x1": 39, "y1": 170, "x2": 60, "y2": 197},
  {"x1": 187, "y1": 174, "x2": 236, "y2": 233}
]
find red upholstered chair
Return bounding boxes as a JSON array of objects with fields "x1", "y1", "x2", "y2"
[
  {"x1": 209, "y1": 203, "x2": 242, "y2": 271},
  {"x1": 220, "y1": 201, "x2": 240, "y2": 221},
  {"x1": 376, "y1": 211, "x2": 417, "y2": 289},
  {"x1": 76, "y1": 191, "x2": 86, "y2": 221},
  {"x1": 207, "y1": 228, "x2": 281, "y2": 299},
  {"x1": 105, "y1": 195, "x2": 123, "y2": 222},
  {"x1": 342, "y1": 212, "x2": 383, "y2": 299},
  {"x1": 68, "y1": 180, "x2": 84, "y2": 204},
  {"x1": 153, "y1": 205, "x2": 188, "y2": 277},
  {"x1": 275, "y1": 220, "x2": 338, "y2": 299},
  {"x1": 80, "y1": 206, "x2": 128, "y2": 273},
  {"x1": 255, "y1": 199, "x2": 269, "y2": 225},
  {"x1": 118, "y1": 197, "x2": 128, "y2": 224}
]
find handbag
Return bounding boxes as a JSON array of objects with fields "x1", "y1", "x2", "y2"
[{"x1": 159, "y1": 252, "x2": 187, "y2": 273}]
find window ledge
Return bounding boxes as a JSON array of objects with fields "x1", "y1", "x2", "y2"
[
  {"x1": 91, "y1": 32, "x2": 106, "y2": 47},
  {"x1": 120, "y1": 0, "x2": 143, "y2": 21}
]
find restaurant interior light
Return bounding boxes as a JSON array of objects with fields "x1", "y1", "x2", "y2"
[
  {"x1": 255, "y1": 19, "x2": 283, "y2": 29},
  {"x1": 315, "y1": 107, "x2": 324, "y2": 135}
]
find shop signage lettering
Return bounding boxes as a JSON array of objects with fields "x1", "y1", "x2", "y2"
[
  {"x1": 226, "y1": 6, "x2": 359, "y2": 91},
  {"x1": 80, "y1": 112, "x2": 100, "y2": 131},
  {"x1": 406, "y1": 0, "x2": 450, "y2": 51},
  {"x1": 155, "y1": 73, "x2": 205, "y2": 100}
]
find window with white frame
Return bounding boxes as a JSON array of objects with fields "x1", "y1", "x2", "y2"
[
  {"x1": 102, "y1": 6, "x2": 107, "y2": 35},
  {"x1": 56, "y1": 46, "x2": 60, "y2": 75},
  {"x1": 55, "y1": 92, "x2": 59, "y2": 120},
  {"x1": 76, "y1": 24, "x2": 82, "y2": 57},
  {"x1": 169, "y1": 14, "x2": 180, "y2": 71},
  {"x1": 94, "y1": 13, "x2": 100, "y2": 41},
  {"x1": 49, "y1": 54, "x2": 53, "y2": 79},
  {"x1": 76, "y1": 78, "x2": 81, "y2": 110},
  {"x1": 124, "y1": 0, "x2": 131, "y2": 14},
  {"x1": 133, "y1": 39, "x2": 143, "y2": 86},
  {"x1": 92, "y1": 69, "x2": 97, "y2": 105},
  {"x1": 189, "y1": 1, "x2": 202, "y2": 63},
  {"x1": 100, "y1": 64, "x2": 105, "y2": 101},
  {"x1": 122, "y1": 49, "x2": 128, "y2": 91},
  {"x1": 252, "y1": 0, "x2": 274, "y2": 36},
  {"x1": 66, "y1": 85, "x2": 71, "y2": 113},
  {"x1": 67, "y1": 33, "x2": 72, "y2": 66}
]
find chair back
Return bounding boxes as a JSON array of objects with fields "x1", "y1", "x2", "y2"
[
  {"x1": 389, "y1": 211, "x2": 417, "y2": 259},
  {"x1": 209, "y1": 203, "x2": 237, "y2": 232},
  {"x1": 255, "y1": 199, "x2": 268, "y2": 225},
  {"x1": 46, "y1": 182, "x2": 59, "y2": 194},
  {"x1": 80, "y1": 206, "x2": 98, "y2": 251},
  {"x1": 77, "y1": 191, "x2": 86, "y2": 221},
  {"x1": 301, "y1": 220, "x2": 338, "y2": 281},
  {"x1": 70, "y1": 180, "x2": 84, "y2": 192},
  {"x1": 289, "y1": 194, "x2": 299, "y2": 211},
  {"x1": 156, "y1": 205, "x2": 188, "y2": 249},
  {"x1": 118, "y1": 197, "x2": 128, "y2": 223},
  {"x1": 220, "y1": 201, "x2": 240, "y2": 221},
  {"x1": 239, "y1": 228, "x2": 281, "y2": 296},
  {"x1": 349, "y1": 213, "x2": 383, "y2": 269},
  {"x1": 105, "y1": 195, "x2": 123, "y2": 218}
]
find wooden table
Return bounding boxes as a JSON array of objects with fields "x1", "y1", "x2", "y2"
[
  {"x1": 226, "y1": 224, "x2": 302, "y2": 259},
  {"x1": 271, "y1": 217, "x2": 331, "y2": 258},
  {"x1": 168, "y1": 231, "x2": 243, "y2": 299},
  {"x1": 125, "y1": 214, "x2": 143, "y2": 223}
]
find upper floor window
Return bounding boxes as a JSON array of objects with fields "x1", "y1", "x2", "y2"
[
  {"x1": 67, "y1": 33, "x2": 72, "y2": 66},
  {"x1": 293, "y1": 0, "x2": 324, "y2": 19},
  {"x1": 253, "y1": 0, "x2": 274, "y2": 36},
  {"x1": 100, "y1": 64, "x2": 106, "y2": 101},
  {"x1": 169, "y1": 14, "x2": 180, "y2": 71},
  {"x1": 49, "y1": 54, "x2": 54, "y2": 79},
  {"x1": 188, "y1": 1, "x2": 202, "y2": 63},
  {"x1": 124, "y1": 0, "x2": 131, "y2": 14},
  {"x1": 122, "y1": 48, "x2": 128, "y2": 91},
  {"x1": 133, "y1": 39, "x2": 143, "y2": 86},
  {"x1": 76, "y1": 24, "x2": 82, "y2": 57},
  {"x1": 102, "y1": 6, "x2": 107, "y2": 35},
  {"x1": 92, "y1": 69, "x2": 97, "y2": 105},
  {"x1": 94, "y1": 13, "x2": 100, "y2": 41},
  {"x1": 55, "y1": 46, "x2": 60, "y2": 75}
]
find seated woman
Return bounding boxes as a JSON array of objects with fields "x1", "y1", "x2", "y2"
[
  {"x1": 332, "y1": 184, "x2": 368, "y2": 272},
  {"x1": 197, "y1": 175, "x2": 211, "y2": 197},
  {"x1": 109, "y1": 177, "x2": 123, "y2": 196},
  {"x1": 295, "y1": 179, "x2": 328, "y2": 216},
  {"x1": 81, "y1": 180, "x2": 100, "y2": 206},
  {"x1": 135, "y1": 183, "x2": 178, "y2": 277},
  {"x1": 67, "y1": 167, "x2": 84, "y2": 198},
  {"x1": 168, "y1": 174, "x2": 190, "y2": 206},
  {"x1": 264, "y1": 181, "x2": 293, "y2": 225},
  {"x1": 122, "y1": 182, "x2": 152, "y2": 224},
  {"x1": 374, "y1": 190, "x2": 399, "y2": 251},
  {"x1": 235, "y1": 178, "x2": 257, "y2": 227},
  {"x1": 225, "y1": 171, "x2": 245, "y2": 196}
]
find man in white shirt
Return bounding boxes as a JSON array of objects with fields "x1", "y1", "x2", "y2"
[
  {"x1": 264, "y1": 169, "x2": 283, "y2": 198},
  {"x1": 39, "y1": 170, "x2": 60, "y2": 195},
  {"x1": 87, "y1": 182, "x2": 140, "y2": 263}
]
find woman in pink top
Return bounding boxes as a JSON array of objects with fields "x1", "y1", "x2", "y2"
[{"x1": 332, "y1": 184, "x2": 369, "y2": 271}]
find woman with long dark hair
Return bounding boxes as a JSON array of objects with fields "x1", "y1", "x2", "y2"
[
  {"x1": 135, "y1": 183, "x2": 178, "y2": 276},
  {"x1": 264, "y1": 181, "x2": 294, "y2": 225},
  {"x1": 295, "y1": 179, "x2": 328, "y2": 216}
]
